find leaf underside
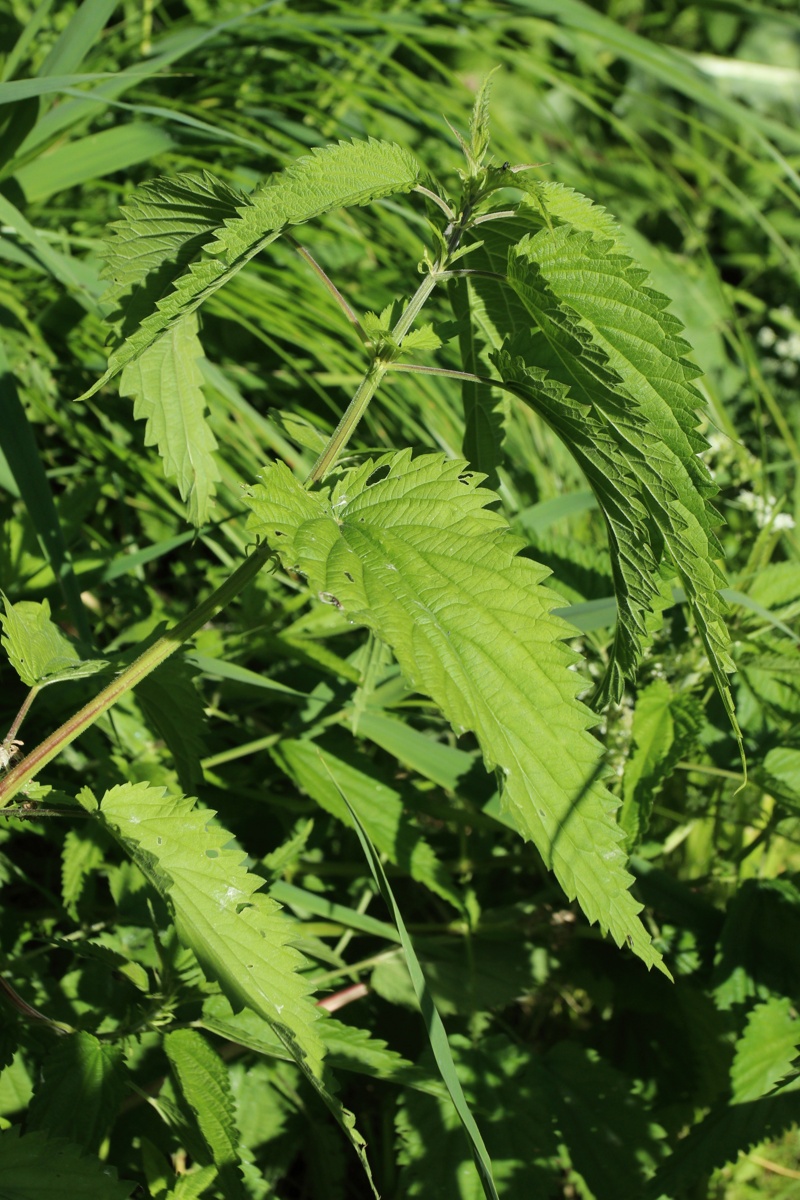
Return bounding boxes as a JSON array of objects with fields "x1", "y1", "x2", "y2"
[
  {"x1": 87, "y1": 138, "x2": 421, "y2": 398},
  {"x1": 462, "y1": 188, "x2": 735, "y2": 734}
]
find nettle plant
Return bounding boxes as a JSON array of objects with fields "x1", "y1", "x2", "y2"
[{"x1": 0, "y1": 89, "x2": 741, "y2": 1196}]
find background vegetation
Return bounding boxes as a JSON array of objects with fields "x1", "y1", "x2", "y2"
[{"x1": 1, "y1": 0, "x2": 800, "y2": 1196}]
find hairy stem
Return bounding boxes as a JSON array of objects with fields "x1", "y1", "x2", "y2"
[
  {"x1": 306, "y1": 196, "x2": 475, "y2": 484},
  {"x1": 5, "y1": 685, "x2": 38, "y2": 745},
  {"x1": 0, "y1": 541, "x2": 273, "y2": 807}
]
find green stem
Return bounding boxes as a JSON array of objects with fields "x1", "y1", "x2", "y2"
[
  {"x1": 305, "y1": 265, "x2": 443, "y2": 486},
  {"x1": 305, "y1": 358, "x2": 389, "y2": 485},
  {"x1": 0, "y1": 541, "x2": 273, "y2": 807},
  {"x1": 5, "y1": 685, "x2": 39, "y2": 745}
]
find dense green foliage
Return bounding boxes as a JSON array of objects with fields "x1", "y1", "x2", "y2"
[{"x1": 1, "y1": 1, "x2": 799, "y2": 1197}]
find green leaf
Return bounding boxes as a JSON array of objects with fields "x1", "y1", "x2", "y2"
[
  {"x1": 396, "y1": 1034, "x2": 557, "y2": 1200},
  {"x1": 119, "y1": 313, "x2": 220, "y2": 527},
  {"x1": 323, "y1": 759, "x2": 500, "y2": 1200},
  {"x1": 81, "y1": 782, "x2": 375, "y2": 1191},
  {"x1": 542, "y1": 1042, "x2": 665, "y2": 1199},
  {"x1": 272, "y1": 736, "x2": 461, "y2": 908},
  {"x1": 448, "y1": 276, "x2": 507, "y2": 490},
  {"x1": 164, "y1": 1029, "x2": 245, "y2": 1200},
  {"x1": 469, "y1": 69, "x2": 500, "y2": 168},
  {"x1": 0, "y1": 342, "x2": 90, "y2": 641},
  {"x1": 462, "y1": 194, "x2": 735, "y2": 733},
  {"x1": 646, "y1": 1076, "x2": 800, "y2": 1200},
  {"x1": 0, "y1": 594, "x2": 107, "y2": 688},
  {"x1": 496, "y1": 221, "x2": 733, "y2": 720},
  {"x1": 0, "y1": 1126, "x2": 134, "y2": 1199},
  {"x1": 620, "y1": 681, "x2": 703, "y2": 849},
  {"x1": 13, "y1": 124, "x2": 173, "y2": 205},
  {"x1": 730, "y1": 998, "x2": 800, "y2": 1103},
  {"x1": 397, "y1": 1035, "x2": 665, "y2": 1200},
  {"x1": 245, "y1": 451, "x2": 665, "y2": 972},
  {"x1": 26, "y1": 1032, "x2": 126, "y2": 1155},
  {"x1": 61, "y1": 825, "x2": 108, "y2": 919},
  {"x1": 320, "y1": 1016, "x2": 447, "y2": 1099},
  {"x1": 85, "y1": 139, "x2": 421, "y2": 397},
  {"x1": 83, "y1": 782, "x2": 324, "y2": 1077},
  {"x1": 163, "y1": 1165, "x2": 218, "y2": 1200},
  {"x1": 135, "y1": 650, "x2": 207, "y2": 790},
  {"x1": 713, "y1": 879, "x2": 800, "y2": 1010}
]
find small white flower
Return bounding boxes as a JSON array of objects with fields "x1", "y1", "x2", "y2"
[{"x1": 758, "y1": 326, "x2": 777, "y2": 348}]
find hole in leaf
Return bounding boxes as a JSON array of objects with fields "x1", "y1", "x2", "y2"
[
  {"x1": 367, "y1": 464, "x2": 391, "y2": 486},
  {"x1": 206, "y1": 848, "x2": 220, "y2": 858},
  {"x1": 344, "y1": 571, "x2": 353, "y2": 581}
]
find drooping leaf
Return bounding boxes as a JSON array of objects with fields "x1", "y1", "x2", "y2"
[
  {"x1": 461, "y1": 193, "x2": 735, "y2": 732},
  {"x1": 85, "y1": 139, "x2": 421, "y2": 397},
  {"x1": 320, "y1": 1016, "x2": 447, "y2": 1099},
  {"x1": 0, "y1": 1126, "x2": 134, "y2": 1198},
  {"x1": 79, "y1": 782, "x2": 324, "y2": 1076},
  {"x1": 164, "y1": 1028, "x2": 245, "y2": 1200},
  {"x1": 26, "y1": 1032, "x2": 127, "y2": 1155},
  {"x1": 119, "y1": 313, "x2": 220, "y2": 527},
  {"x1": 245, "y1": 451, "x2": 666, "y2": 972},
  {"x1": 448, "y1": 276, "x2": 507, "y2": 490},
  {"x1": 0, "y1": 594, "x2": 107, "y2": 688},
  {"x1": 730, "y1": 998, "x2": 800, "y2": 1103}
]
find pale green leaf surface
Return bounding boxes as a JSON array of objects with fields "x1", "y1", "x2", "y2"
[
  {"x1": 85, "y1": 782, "x2": 324, "y2": 1077},
  {"x1": 730, "y1": 998, "x2": 800, "y2": 1104},
  {"x1": 0, "y1": 595, "x2": 107, "y2": 688},
  {"x1": 273, "y1": 737, "x2": 461, "y2": 908},
  {"x1": 245, "y1": 452, "x2": 665, "y2": 971},
  {"x1": 119, "y1": 313, "x2": 220, "y2": 526},
  {"x1": 26, "y1": 1033, "x2": 126, "y2": 1155},
  {"x1": 164, "y1": 1029, "x2": 245, "y2": 1200},
  {"x1": 0, "y1": 1126, "x2": 134, "y2": 1198},
  {"x1": 86, "y1": 139, "x2": 421, "y2": 396}
]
